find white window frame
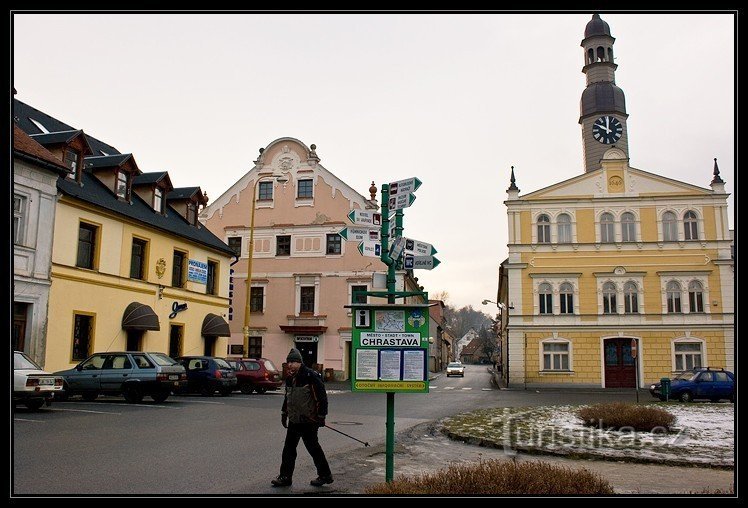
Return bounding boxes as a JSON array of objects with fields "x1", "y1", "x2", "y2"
[
  {"x1": 621, "y1": 212, "x2": 636, "y2": 242},
  {"x1": 295, "y1": 275, "x2": 320, "y2": 316},
  {"x1": 297, "y1": 178, "x2": 314, "y2": 199},
  {"x1": 540, "y1": 338, "x2": 572, "y2": 372},
  {"x1": 249, "y1": 283, "x2": 268, "y2": 313},
  {"x1": 662, "y1": 211, "x2": 678, "y2": 242},
  {"x1": 154, "y1": 188, "x2": 163, "y2": 213},
  {"x1": 559, "y1": 282, "x2": 574, "y2": 315},
  {"x1": 13, "y1": 193, "x2": 27, "y2": 245},
  {"x1": 557, "y1": 213, "x2": 572, "y2": 244},
  {"x1": 672, "y1": 337, "x2": 706, "y2": 372},
  {"x1": 537, "y1": 214, "x2": 551, "y2": 244},
  {"x1": 602, "y1": 282, "x2": 617, "y2": 314},
  {"x1": 538, "y1": 283, "x2": 553, "y2": 315},
  {"x1": 688, "y1": 280, "x2": 705, "y2": 313},
  {"x1": 683, "y1": 210, "x2": 699, "y2": 241},
  {"x1": 666, "y1": 281, "x2": 682, "y2": 313},
  {"x1": 600, "y1": 212, "x2": 615, "y2": 243},
  {"x1": 623, "y1": 281, "x2": 639, "y2": 314}
]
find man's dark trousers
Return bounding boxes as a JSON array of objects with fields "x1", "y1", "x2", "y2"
[{"x1": 280, "y1": 422, "x2": 331, "y2": 479}]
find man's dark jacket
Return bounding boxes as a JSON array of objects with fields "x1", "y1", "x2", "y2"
[{"x1": 281, "y1": 364, "x2": 328, "y2": 424}]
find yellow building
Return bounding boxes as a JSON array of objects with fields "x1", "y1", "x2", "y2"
[
  {"x1": 14, "y1": 98, "x2": 235, "y2": 372},
  {"x1": 500, "y1": 15, "x2": 734, "y2": 389}
]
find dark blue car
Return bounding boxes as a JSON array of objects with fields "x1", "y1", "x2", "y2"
[{"x1": 650, "y1": 368, "x2": 734, "y2": 403}]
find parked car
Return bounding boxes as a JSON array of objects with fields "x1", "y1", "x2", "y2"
[
  {"x1": 14, "y1": 351, "x2": 64, "y2": 410},
  {"x1": 649, "y1": 367, "x2": 735, "y2": 403},
  {"x1": 226, "y1": 358, "x2": 283, "y2": 394},
  {"x1": 55, "y1": 352, "x2": 186, "y2": 403},
  {"x1": 446, "y1": 362, "x2": 465, "y2": 377},
  {"x1": 175, "y1": 356, "x2": 237, "y2": 396}
]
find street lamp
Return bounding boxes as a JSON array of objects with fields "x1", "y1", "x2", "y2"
[{"x1": 243, "y1": 173, "x2": 288, "y2": 357}]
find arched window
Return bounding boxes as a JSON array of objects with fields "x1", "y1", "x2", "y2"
[
  {"x1": 624, "y1": 281, "x2": 638, "y2": 314},
  {"x1": 662, "y1": 211, "x2": 678, "y2": 241},
  {"x1": 557, "y1": 214, "x2": 572, "y2": 244},
  {"x1": 667, "y1": 281, "x2": 682, "y2": 313},
  {"x1": 560, "y1": 283, "x2": 574, "y2": 314},
  {"x1": 600, "y1": 213, "x2": 615, "y2": 243},
  {"x1": 684, "y1": 211, "x2": 698, "y2": 241},
  {"x1": 587, "y1": 48, "x2": 595, "y2": 65},
  {"x1": 607, "y1": 47, "x2": 614, "y2": 62},
  {"x1": 596, "y1": 46, "x2": 605, "y2": 62},
  {"x1": 602, "y1": 282, "x2": 617, "y2": 314},
  {"x1": 539, "y1": 283, "x2": 553, "y2": 315},
  {"x1": 537, "y1": 214, "x2": 551, "y2": 244},
  {"x1": 621, "y1": 212, "x2": 636, "y2": 242},
  {"x1": 688, "y1": 281, "x2": 704, "y2": 313}
]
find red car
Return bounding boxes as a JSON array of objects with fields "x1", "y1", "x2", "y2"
[{"x1": 227, "y1": 358, "x2": 283, "y2": 394}]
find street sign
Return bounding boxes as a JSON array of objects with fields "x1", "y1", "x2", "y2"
[
  {"x1": 339, "y1": 226, "x2": 380, "y2": 242},
  {"x1": 388, "y1": 192, "x2": 416, "y2": 211},
  {"x1": 405, "y1": 254, "x2": 441, "y2": 270},
  {"x1": 358, "y1": 240, "x2": 382, "y2": 258},
  {"x1": 389, "y1": 236, "x2": 405, "y2": 260},
  {"x1": 388, "y1": 177, "x2": 422, "y2": 196},
  {"x1": 631, "y1": 338, "x2": 637, "y2": 359},
  {"x1": 403, "y1": 237, "x2": 437, "y2": 256},
  {"x1": 348, "y1": 210, "x2": 382, "y2": 227}
]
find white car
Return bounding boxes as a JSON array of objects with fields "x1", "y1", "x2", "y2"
[
  {"x1": 446, "y1": 362, "x2": 465, "y2": 377},
  {"x1": 13, "y1": 351, "x2": 64, "y2": 410}
]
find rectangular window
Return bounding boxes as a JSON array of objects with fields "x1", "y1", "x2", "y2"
[
  {"x1": 624, "y1": 293, "x2": 638, "y2": 313},
  {"x1": 300, "y1": 286, "x2": 315, "y2": 313},
  {"x1": 537, "y1": 224, "x2": 550, "y2": 243},
  {"x1": 13, "y1": 194, "x2": 26, "y2": 245},
  {"x1": 297, "y1": 179, "x2": 313, "y2": 198},
  {"x1": 248, "y1": 337, "x2": 263, "y2": 359},
  {"x1": 560, "y1": 293, "x2": 573, "y2": 314},
  {"x1": 76, "y1": 222, "x2": 98, "y2": 269},
  {"x1": 130, "y1": 238, "x2": 148, "y2": 280},
  {"x1": 258, "y1": 181, "x2": 273, "y2": 200},
  {"x1": 689, "y1": 291, "x2": 704, "y2": 313},
  {"x1": 116, "y1": 170, "x2": 129, "y2": 199},
  {"x1": 543, "y1": 342, "x2": 569, "y2": 371},
  {"x1": 622, "y1": 222, "x2": 636, "y2": 242},
  {"x1": 276, "y1": 235, "x2": 291, "y2": 256},
  {"x1": 187, "y1": 203, "x2": 197, "y2": 225},
  {"x1": 250, "y1": 287, "x2": 264, "y2": 312},
  {"x1": 539, "y1": 294, "x2": 552, "y2": 315},
  {"x1": 154, "y1": 188, "x2": 163, "y2": 213},
  {"x1": 72, "y1": 314, "x2": 93, "y2": 361},
  {"x1": 352, "y1": 285, "x2": 368, "y2": 304},
  {"x1": 172, "y1": 250, "x2": 186, "y2": 287},
  {"x1": 557, "y1": 223, "x2": 571, "y2": 244},
  {"x1": 326, "y1": 234, "x2": 342, "y2": 254},
  {"x1": 603, "y1": 294, "x2": 616, "y2": 314},
  {"x1": 228, "y1": 236, "x2": 242, "y2": 256},
  {"x1": 206, "y1": 260, "x2": 218, "y2": 295},
  {"x1": 601, "y1": 223, "x2": 615, "y2": 243},
  {"x1": 674, "y1": 343, "x2": 702, "y2": 371},
  {"x1": 64, "y1": 148, "x2": 79, "y2": 179},
  {"x1": 667, "y1": 292, "x2": 681, "y2": 313}
]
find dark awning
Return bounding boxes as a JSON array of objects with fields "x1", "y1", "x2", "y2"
[
  {"x1": 122, "y1": 302, "x2": 160, "y2": 331},
  {"x1": 202, "y1": 313, "x2": 231, "y2": 337}
]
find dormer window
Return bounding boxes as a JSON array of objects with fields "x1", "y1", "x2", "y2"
[
  {"x1": 64, "y1": 148, "x2": 79, "y2": 179},
  {"x1": 116, "y1": 170, "x2": 130, "y2": 200},
  {"x1": 154, "y1": 188, "x2": 163, "y2": 213},
  {"x1": 187, "y1": 202, "x2": 197, "y2": 225}
]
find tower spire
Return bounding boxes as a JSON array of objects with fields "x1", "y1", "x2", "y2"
[{"x1": 711, "y1": 158, "x2": 724, "y2": 184}]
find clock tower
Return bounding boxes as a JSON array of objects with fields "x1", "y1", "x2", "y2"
[{"x1": 579, "y1": 14, "x2": 630, "y2": 172}]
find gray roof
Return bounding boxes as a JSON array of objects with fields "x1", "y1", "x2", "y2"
[
  {"x1": 584, "y1": 14, "x2": 612, "y2": 39},
  {"x1": 133, "y1": 172, "x2": 169, "y2": 186},
  {"x1": 57, "y1": 173, "x2": 233, "y2": 257},
  {"x1": 30, "y1": 130, "x2": 85, "y2": 146},
  {"x1": 85, "y1": 154, "x2": 133, "y2": 169},
  {"x1": 167, "y1": 187, "x2": 200, "y2": 200},
  {"x1": 580, "y1": 82, "x2": 627, "y2": 119}
]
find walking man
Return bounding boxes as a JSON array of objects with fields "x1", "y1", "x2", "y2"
[{"x1": 271, "y1": 348, "x2": 333, "y2": 488}]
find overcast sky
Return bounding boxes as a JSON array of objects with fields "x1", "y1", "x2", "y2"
[{"x1": 13, "y1": 12, "x2": 735, "y2": 310}]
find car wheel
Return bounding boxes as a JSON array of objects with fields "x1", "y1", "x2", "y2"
[
  {"x1": 123, "y1": 385, "x2": 143, "y2": 404},
  {"x1": 255, "y1": 387, "x2": 267, "y2": 395},
  {"x1": 57, "y1": 386, "x2": 69, "y2": 402},
  {"x1": 679, "y1": 391, "x2": 693, "y2": 403},
  {"x1": 240, "y1": 383, "x2": 254, "y2": 394},
  {"x1": 25, "y1": 399, "x2": 45, "y2": 411},
  {"x1": 82, "y1": 392, "x2": 99, "y2": 402},
  {"x1": 151, "y1": 392, "x2": 170, "y2": 403}
]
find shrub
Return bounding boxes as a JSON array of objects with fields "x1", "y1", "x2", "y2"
[
  {"x1": 364, "y1": 459, "x2": 614, "y2": 495},
  {"x1": 577, "y1": 403, "x2": 675, "y2": 432}
]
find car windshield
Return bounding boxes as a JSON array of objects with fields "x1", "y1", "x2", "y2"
[
  {"x1": 262, "y1": 359, "x2": 278, "y2": 372},
  {"x1": 14, "y1": 352, "x2": 41, "y2": 370},
  {"x1": 227, "y1": 361, "x2": 239, "y2": 370},
  {"x1": 214, "y1": 358, "x2": 231, "y2": 369},
  {"x1": 674, "y1": 371, "x2": 699, "y2": 381},
  {"x1": 448, "y1": 363, "x2": 462, "y2": 368},
  {"x1": 149, "y1": 353, "x2": 179, "y2": 366}
]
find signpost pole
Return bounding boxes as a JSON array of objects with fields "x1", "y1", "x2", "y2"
[
  {"x1": 632, "y1": 338, "x2": 639, "y2": 403},
  {"x1": 380, "y1": 185, "x2": 396, "y2": 483}
]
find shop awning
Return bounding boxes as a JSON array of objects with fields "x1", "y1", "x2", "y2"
[
  {"x1": 122, "y1": 302, "x2": 160, "y2": 331},
  {"x1": 202, "y1": 313, "x2": 231, "y2": 337}
]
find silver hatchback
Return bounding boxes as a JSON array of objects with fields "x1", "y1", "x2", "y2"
[{"x1": 55, "y1": 352, "x2": 186, "y2": 403}]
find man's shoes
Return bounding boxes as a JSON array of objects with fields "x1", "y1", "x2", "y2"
[
  {"x1": 271, "y1": 475, "x2": 292, "y2": 487},
  {"x1": 310, "y1": 475, "x2": 334, "y2": 487}
]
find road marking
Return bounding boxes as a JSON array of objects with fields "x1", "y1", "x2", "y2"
[
  {"x1": 49, "y1": 408, "x2": 122, "y2": 415},
  {"x1": 169, "y1": 399, "x2": 224, "y2": 405},
  {"x1": 61, "y1": 401, "x2": 183, "y2": 410},
  {"x1": 443, "y1": 387, "x2": 455, "y2": 390},
  {"x1": 14, "y1": 418, "x2": 45, "y2": 422},
  {"x1": 481, "y1": 388, "x2": 493, "y2": 391},
  {"x1": 429, "y1": 386, "x2": 438, "y2": 389},
  {"x1": 461, "y1": 388, "x2": 473, "y2": 390}
]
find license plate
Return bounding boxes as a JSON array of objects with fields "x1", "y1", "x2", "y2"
[
  {"x1": 173, "y1": 381, "x2": 180, "y2": 387},
  {"x1": 169, "y1": 375, "x2": 179, "y2": 380},
  {"x1": 39, "y1": 378, "x2": 54, "y2": 385}
]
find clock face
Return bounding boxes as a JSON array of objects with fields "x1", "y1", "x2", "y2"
[{"x1": 592, "y1": 116, "x2": 623, "y2": 144}]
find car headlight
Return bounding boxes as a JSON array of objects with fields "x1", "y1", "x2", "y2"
[{"x1": 650, "y1": 384, "x2": 656, "y2": 390}]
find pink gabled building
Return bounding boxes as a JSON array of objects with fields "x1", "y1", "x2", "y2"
[{"x1": 202, "y1": 138, "x2": 386, "y2": 380}]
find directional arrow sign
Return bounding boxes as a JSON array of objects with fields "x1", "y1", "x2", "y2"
[
  {"x1": 388, "y1": 192, "x2": 416, "y2": 211},
  {"x1": 358, "y1": 240, "x2": 382, "y2": 258},
  {"x1": 403, "y1": 237, "x2": 437, "y2": 256},
  {"x1": 348, "y1": 210, "x2": 382, "y2": 227},
  {"x1": 389, "y1": 236, "x2": 405, "y2": 260},
  {"x1": 405, "y1": 255, "x2": 441, "y2": 270},
  {"x1": 339, "y1": 226, "x2": 380, "y2": 242},
  {"x1": 389, "y1": 177, "x2": 422, "y2": 196}
]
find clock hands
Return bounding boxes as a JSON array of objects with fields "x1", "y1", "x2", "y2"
[{"x1": 595, "y1": 122, "x2": 611, "y2": 134}]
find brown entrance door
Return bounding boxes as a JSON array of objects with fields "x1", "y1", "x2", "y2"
[
  {"x1": 13, "y1": 303, "x2": 29, "y2": 351},
  {"x1": 295, "y1": 340, "x2": 318, "y2": 368},
  {"x1": 604, "y1": 338, "x2": 636, "y2": 388}
]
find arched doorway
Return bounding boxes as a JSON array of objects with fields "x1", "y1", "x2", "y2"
[{"x1": 603, "y1": 338, "x2": 636, "y2": 387}]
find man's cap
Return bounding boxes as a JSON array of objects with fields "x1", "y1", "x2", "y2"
[{"x1": 286, "y1": 348, "x2": 303, "y2": 363}]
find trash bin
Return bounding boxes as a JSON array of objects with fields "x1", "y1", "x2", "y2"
[{"x1": 660, "y1": 377, "x2": 671, "y2": 401}]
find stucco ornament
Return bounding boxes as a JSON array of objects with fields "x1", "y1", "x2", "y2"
[{"x1": 155, "y1": 258, "x2": 167, "y2": 279}]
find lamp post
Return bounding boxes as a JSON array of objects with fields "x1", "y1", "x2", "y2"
[{"x1": 243, "y1": 173, "x2": 288, "y2": 357}]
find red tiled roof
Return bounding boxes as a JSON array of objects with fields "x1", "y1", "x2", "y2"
[{"x1": 13, "y1": 124, "x2": 69, "y2": 172}]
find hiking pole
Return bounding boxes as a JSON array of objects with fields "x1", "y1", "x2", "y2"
[{"x1": 324, "y1": 424, "x2": 369, "y2": 447}]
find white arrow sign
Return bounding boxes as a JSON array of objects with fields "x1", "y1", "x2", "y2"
[
  {"x1": 389, "y1": 177, "x2": 422, "y2": 196},
  {"x1": 348, "y1": 210, "x2": 382, "y2": 227},
  {"x1": 389, "y1": 236, "x2": 405, "y2": 260},
  {"x1": 358, "y1": 240, "x2": 382, "y2": 258},
  {"x1": 340, "y1": 226, "x2": 380, "y2": 242},
  {"x1": 388, "y1": 192, "x2": 416, "y2": 211},
  {"x1": 403, "y1": 237, "x2": 437, "y2": 256},
  {"x1": 404, "y1": 254, "x2": 441, "y2": 270}
]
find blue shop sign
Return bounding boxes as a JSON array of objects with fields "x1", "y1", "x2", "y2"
[{"x1": 187, "y1": 259, "x2": 208, "y2": 284}]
